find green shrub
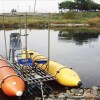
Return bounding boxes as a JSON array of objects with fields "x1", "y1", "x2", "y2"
[{"x1": 63, "y1": 11, "x2": 76, "y2": 19}]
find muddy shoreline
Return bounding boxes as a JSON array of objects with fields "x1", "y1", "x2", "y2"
[{"x1": 0, "y1": 23, "x2": 90, "y2": 29}]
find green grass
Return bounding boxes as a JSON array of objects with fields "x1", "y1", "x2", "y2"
[{"x1": 0, "y1": 12, "x2": 100, "y2": 28}]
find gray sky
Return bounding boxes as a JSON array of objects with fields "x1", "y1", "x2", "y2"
[{"x1": 0, "y1": 0, "x2": 100, "y2": 13}]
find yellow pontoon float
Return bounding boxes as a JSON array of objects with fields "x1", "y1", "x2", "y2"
[{"x1": 22, "y1": 50, "x2": 82, "y2": 87}]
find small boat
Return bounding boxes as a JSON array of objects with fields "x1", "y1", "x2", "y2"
[
  {"x1": 0, "y1": 55, "x2": 25, "y2": 96},
  {"x1": 22, "y1": 50, "x2": 82, "y2": 87}
]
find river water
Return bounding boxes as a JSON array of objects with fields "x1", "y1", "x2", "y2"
[{"x1": 0, "y1": 27, "x2": 100, "y2": 98}]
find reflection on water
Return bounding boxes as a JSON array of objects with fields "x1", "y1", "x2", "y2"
[
  {"x1": 58, "y1": 28, "x2": 100, "y2": 45},
  {"x1": 0, "y1": 27, "x2": 100, "y2": 89}
]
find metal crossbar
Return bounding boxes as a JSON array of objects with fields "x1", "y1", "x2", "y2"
[
  {"x1": 19, "y1": 65, "x2": 55, "y2": 83},
  {"x1": 13, "y1": 62, "x2": 55, "y2": 97},
  {"x1": 14, "y1": 60, "x2": 51, "y2": 97}
]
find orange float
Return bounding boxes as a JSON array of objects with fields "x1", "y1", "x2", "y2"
[{"x1": 0, "y1": 55, "x2": 25, "y2": 96}]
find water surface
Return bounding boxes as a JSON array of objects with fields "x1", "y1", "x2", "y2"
[{"x1": 0, "y1": 27, "x2": 100, "y2": 88}]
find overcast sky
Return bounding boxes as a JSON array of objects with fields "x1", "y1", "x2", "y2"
[{"x1": 0, "y1": 0, "x2": 100, "y2": 13}]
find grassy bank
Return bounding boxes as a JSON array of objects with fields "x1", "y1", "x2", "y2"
[{"x1": 0, "y1": 12, "x2": 100, "y2": 28}]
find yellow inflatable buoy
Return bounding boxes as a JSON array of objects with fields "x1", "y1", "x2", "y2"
[{"x1": 22, "y1": 50, "x2": 82, "y2": 87}]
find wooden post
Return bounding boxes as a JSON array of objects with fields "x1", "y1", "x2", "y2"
[
  {"x1": 19, "y1": 15, "x2": 21, "y2": 35},
  {"x1": 47, "y1": 13, "x2": 50, "y2": 71},
  {"x1": 25, "y1": 13, "x2": 28, "y2": 66},
  {"x1": 3, "y1": 15, "x2": 8, "y2": 59}
]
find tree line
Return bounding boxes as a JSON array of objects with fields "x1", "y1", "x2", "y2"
[{"x1": 59, "y1": 0, "x2": 100, "y2": 12}]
